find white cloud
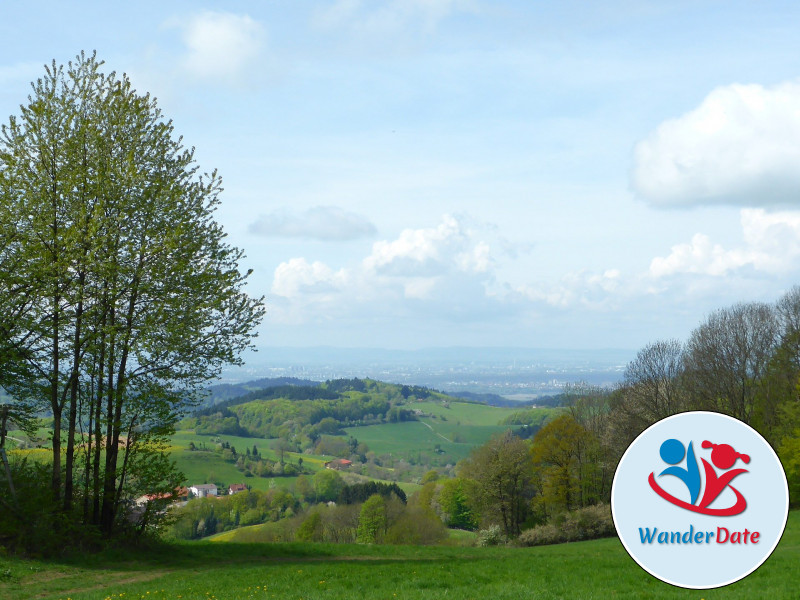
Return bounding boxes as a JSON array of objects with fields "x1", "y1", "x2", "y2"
[
  {"x1": 515, "y1": 269, "x2": 623, "y2": 309},
  {"x1": 250, "y1": 206, "x2": 376, "y2": 241},
  {"x1": 364, "y1": 214, "x2": 492, "y2": 277},
  {"x1": 269, "y1": 214, "x2": 498, "y2": 318},
  {"x1": 271, "y1": 258, "x2": 348, "y2": 298},
  {"x1": 179, "y1": 11, "x2": 265, "y2": 83},
  {"x1": 632, "y1": 81, "x2": 800, "y2": 207},
  {"x1": 649, "y1": 209, "x2": 800, "y2": 277}
]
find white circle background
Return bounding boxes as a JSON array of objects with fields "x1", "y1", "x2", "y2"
[{"x1": 611, "y1": 411, "x2": 789, "y2": 589}]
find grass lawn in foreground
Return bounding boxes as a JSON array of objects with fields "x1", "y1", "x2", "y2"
[{"x1": 1, "y1": 511, "x2": 797, "y2": 600}]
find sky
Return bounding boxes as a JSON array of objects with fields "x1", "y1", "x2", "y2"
[{"x1": 3, "y1": 1, "x2": 800, "y2": 354}]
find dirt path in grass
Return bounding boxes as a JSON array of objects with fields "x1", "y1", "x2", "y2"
[
  {"x1": 420, "y1": 419, "x2": 452, "y2": 443},
  {"x1": 31, "y1": 569, "x2": 174, "y2": 599}
]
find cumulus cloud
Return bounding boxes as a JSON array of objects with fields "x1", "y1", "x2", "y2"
[
  {"x1": 271, "y1": 258, "x2": 349, "y2": 298},
  {"x1": 178, "y1": 11, "x2": 265, "y2": 82},
  {"x1": 632, "y1": 81, "x2": 800, "y2": 207},
  {"x1": 270, "y1": 214, "x2": 496, "y2": 312},
  {"x1": 364, "y1": 214, "x2": 492, "y2": 278},
  {"x1": 250, "y1": 206, "x2": 376, "y2": 241},
  {"x1": 649, "y1": 209, "x2": 800, "y2": 277}
]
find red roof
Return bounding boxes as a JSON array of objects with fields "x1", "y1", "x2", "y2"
[{"x1": 326, "y1": 458, "x2": 352, "y2": 467}]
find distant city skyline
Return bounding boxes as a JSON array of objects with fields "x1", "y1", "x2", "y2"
[{"x1": 4, "y1": 2, "x2": 800, "y2": 353}]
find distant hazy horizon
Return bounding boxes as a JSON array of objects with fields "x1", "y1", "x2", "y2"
[{"x1": 222, "y1": 345, "x2": 633, "y2": 398}]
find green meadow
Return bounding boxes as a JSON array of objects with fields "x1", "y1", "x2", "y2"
[
  {"x1": 1, "y1": 511, "x2": 797, "y2": 600},
  {"x1": 169, "y1": 431, "x2": 333, "y2": 492},
  {"x1": 169, "y1": 401, "x2": 555, "y2": 489},
  {"x1": 343, "y1": 402, "x2": 556, "y2": 464}
]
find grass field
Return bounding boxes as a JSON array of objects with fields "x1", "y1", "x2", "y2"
[
  {"x1": 170, "y1": 431, "x2": 338, "y2": 492},
  {"x1": 171, "y1": 400, "x2": 541, "y2": 488},
  {"x1": 1, "y1": 510, "x2": 797, "y2": 599},
  {"x1": 342, "y1": 400, "x2": 554, "y2": 464}
]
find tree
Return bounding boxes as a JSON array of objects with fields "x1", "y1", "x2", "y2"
[
  {"x1": 683, "y1": 302, "x2": 779, "y2": 423},
  {"x1": 621, "y1": 340, "x2": 686, "y2": 421},
  {"x1": 357, "y1": 494, "x2": 387, "y2": 543},
  {"x1": 273, "y1": 436, "x2": 293, "y2": 466},
  {"x1": 458, "y1": 430, "x2": 532, "y2": 536},
  {"x1": 606, "y1": 340, "x2": 687, "y2": 459},
  {"x1": 530, "y1": 414, "x2": 597, "y2": 516},
  {"x1": 0, "y1": 53, "x2": 265, "y2": 537},
  {"x1": 313, "y1": 469, "x2": 344, "y2": 503},
  {"x1": 436, "y1": 478, "x2": 479, "y2": 530}
]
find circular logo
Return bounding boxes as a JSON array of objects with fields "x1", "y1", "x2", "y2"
[{"x1": 611, "y1": 411, "x2": 789, "y2": 589}]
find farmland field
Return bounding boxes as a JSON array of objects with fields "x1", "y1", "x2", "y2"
[
  {"x1": 1, "y1": 510, "x2": 797, "y2": 599},
  {"x1": 343, "y1": 402, "x2": 556, "y2": 464}
]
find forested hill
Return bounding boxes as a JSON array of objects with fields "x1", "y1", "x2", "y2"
[
  {"x1": 183, "y1": 378, "x2": 458, "y2": 439},
  {"x1": 199, "y1": 377, "x2": 320, "y2": 408}
]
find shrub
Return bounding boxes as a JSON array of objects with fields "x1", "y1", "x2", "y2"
[
  {"x1": 384, "y1": 507, "x2": 447, "y2": 545},
  {"x1": 518, "y1": 504, "x2": 615, "y2": 546},
  {"x1": 477, "y1": 525, "x2": 506, "y2": 547},
  {"x1": 0, "y1": 458, "x2": 103, "y2": 555}
]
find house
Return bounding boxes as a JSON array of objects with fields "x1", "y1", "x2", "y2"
[
  {"x1": 229, "y1": 483, "x2": 247, "y2": 495},
  {"x1": 189, "y1": 483, "x2": 218, "y2": 498},
  {"x1": 175, "y1": 486, "x2": 189, "y2": 501},
  {"x1": 324, "y1": 458, "x2": 352, "y2": 471},
  {"x1": 134, "y1": 492, "x2": 173, "y2": 507}
]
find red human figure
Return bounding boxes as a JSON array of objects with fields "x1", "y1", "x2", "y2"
[{"x1": 698, "y1": 441, "x2": 750, "y2": 509}]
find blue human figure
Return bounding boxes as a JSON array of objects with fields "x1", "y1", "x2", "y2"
[{"x1": 658, "y1": 439, "x2": 701, "y2": 505}]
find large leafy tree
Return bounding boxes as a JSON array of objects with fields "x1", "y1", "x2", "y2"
[
  {"x1": 458, "y1": 430, "x2": 532, "y2": 536},
  {"x1": 0, "y1": 53, "x2": 264, "y2": 535}
]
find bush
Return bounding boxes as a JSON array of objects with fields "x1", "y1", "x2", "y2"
[
  {"x1": 384, "y1": 507, "x2": 447, "y2": 545},
  {"x1": 518, "y1": 504, "x2": 615, "y2": 546},
  {"x1": 0, "y1": 458, "x2": 103, "y2": 555},
  {"x1": 477, "y1": 525, "x2": 506, "y2": 547}
]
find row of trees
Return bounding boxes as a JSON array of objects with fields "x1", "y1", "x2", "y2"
[
  {"x1": 0, "y1": 53, "x2": 264, "y2": 543},
  {"x1": 455, "y1": 292, "x2": 800, "y2": 538}
]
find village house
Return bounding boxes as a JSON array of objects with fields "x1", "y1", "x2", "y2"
[
  {"x1": 134, "y1": 486, "x2": 189, "y2": 507},
  {"x1": 324, "y1": 458, "x2": 352, "y2": 471},
  {"x1": 229, "y1": 483, "x2": 247, "y2": 495},
  {"x1": 134, "y1": 492, "x2": 173, "y2": 507},
  {"x1": 189, "y1": 483, "x2": 218, "y2": 498}
]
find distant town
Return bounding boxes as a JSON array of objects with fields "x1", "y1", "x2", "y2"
[{"x1": 222, "y1": 346, "x2": 632, "y2": 399}]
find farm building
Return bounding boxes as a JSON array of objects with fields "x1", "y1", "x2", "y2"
[{"x1": 189, "y1": 483, "x2": 218, "y2": 498}]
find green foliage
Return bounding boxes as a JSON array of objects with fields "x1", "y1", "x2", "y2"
[
  {"x1": 357, "y1": 494, "x2": 387, "y2": 544},
  {"x1": 0, "y1": 52, "x2": 264, "y2": 537},
  {"x1": 3, "y1": 514, "x2": 800, "y2": 599},
  {"x1": 458, "y1": 431, "x2": 532, "y2": 536},
  {"x1": 502, "y1": 407, "x2": 559, "y2": 428},
  {"x1": 384, "y1": 505, "x2": 447, "y2": 545},
  {"x1": 530, "y1": 414, "x2": 592, "y2": 515},
  {"x1": 338, "y1": 481, "x2": 407, "y2": 505},
  {"x1": 476, "y1": 525, "x2": 506, "y2": 547},
  {"x1": 436, "y1": 478, "x2": 479, "y2": 530},
  {"x1": 0, "y1": 458, "x2": 100, "y2": 555},
  {"x1": 779, "y1": 431, "x2": 800, "y2": 508},
  {"x1": 517, "y1": 504, "x2": 615, "y2": 546},
  {"x1": 313, "y1": 469, "x2": 344, "y2": 503},
  {"x1": 295, "y1": 512, "x2": 323, "y2": 542},
  {"x1": 167, "y1": 489, "x2": 300, "y2": 540},
  {"x1": 229, "y1": 392, "x2": 391, "y2": 438}
]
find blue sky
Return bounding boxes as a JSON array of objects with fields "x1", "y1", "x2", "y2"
[{"x1": 4, "y1": 1, "x2": 800, "y2": 352}]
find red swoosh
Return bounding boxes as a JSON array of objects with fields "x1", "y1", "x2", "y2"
[{"x1": 648, "y1": 472, "x2": 747, "y2": 516}]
